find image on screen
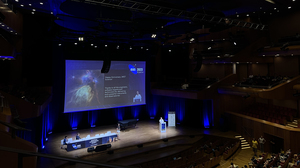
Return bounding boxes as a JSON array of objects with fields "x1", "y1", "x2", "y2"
[{"x1": 64, "y1": 60, "x2": 146, "y2": 113}]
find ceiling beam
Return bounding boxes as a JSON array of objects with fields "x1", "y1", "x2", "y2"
[{"x1": 70, "y1": 0, "x2": 267, "y2": 30}]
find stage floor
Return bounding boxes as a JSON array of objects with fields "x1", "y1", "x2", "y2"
[{"x1": 39, "y1": 120, "x2": 239, "y2": 168}]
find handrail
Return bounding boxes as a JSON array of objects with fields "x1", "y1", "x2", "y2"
[
  {"x1": 0, "y1": 146, "x2": 137, "y2": 168},
  {"x1": 242, "y1": 126, "x2": 252, "y2": 139},
  {"x1": 0, "y1": 120, "x2": 31, "y2": 138}
]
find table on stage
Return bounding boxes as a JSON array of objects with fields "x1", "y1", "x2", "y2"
[
  {"x1": 63, "y1": 131, "x2": 117, "y2": 152},
  {"x1": 118, "y1": 119, "x2": 139, "y2": 130}
]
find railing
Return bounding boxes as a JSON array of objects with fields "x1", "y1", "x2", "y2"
[{"x1": 0, "y1": 146, "x2": 137, "y2": 168}]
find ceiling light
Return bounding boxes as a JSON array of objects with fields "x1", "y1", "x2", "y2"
[
  {"x1": 263, "y1": 55, "x2": 265, "y2": 56},
  {"x1": 32, "y1": 9, "x2": 36, "y2": 11},
  {"x1": 237, "y1": 62, "x2": 239, "y2": 64},
  {"x1": 237, "y1": 15, "x2": 239, "y2": 17},
  {"x1": 58, "y1": 43, "x2": 61, "y2": 46},
  {"x1": 116, "y1": 45, "x2": 119, "y2": 49},
  {"x1": 161, "y1": 26, "x2": 164, "y2": 28},
  {"x1": 130, "y1": 47, "x2": 132, "y2": 50},
  {"x1": 141, "y1": 47, "x2": 143, "y2": 49},
  {"x1": 15, "y1": 0, "x2": 18, "y2": 2},
  {"x1": 274, "y1": 8, "x2": 276, "y2": 10},
  {"x1": 288, "y1": 6, "x2": 291, "y2": 9},
  {"x1": 29, "y1": 3, "x2": 32, "y2": 6},
  {"x1": 190, "y1": 38, "x2": 195, "y2": 42},
  {"x1": 74, "y1": 43, "x2": 77, "y2": 45},
  {"x1": 78, "y1": 37, "x2": 84, "y2": 41},
  {"x1": 246, "y1": 14, "x2": 249, "y2": 16},
  {"x1": 10, "y1": 31, "x2": 13, "y2": 33},
  {"x1": 91, "y1": 44, "x2": 94, "y2": 46},
  {"x1": 20, "y1": 4, "x2": 24, "y2": 7},
  {"x1": 169, "y1": 50, "x2": 171, "y2": 52},
  {"x1": 217, "y1": 56, "x2": 220, "y2": 58},
  {"x1": 94, "y1": 46, "x2": 97, "y2": 48},
  {"x1": 105, "y1": 44, "x2": 107, "y2": 47},
  {"x1": 208, "y1": 47, "x2": 211, "y2": 50},
  {"x1": 146, "y1": 49, "x2": 149, "y2": 51},
  {"x1": 51, "y1": 12, "x2": 53, "y2": 14},
  {"x1": 234, "y1": 42, "x2": 237, "y2": 45},
  {"x1": 151, "y1": 34, "x2": 156, "y2": 38},
  {"x1": 265, "y1": 0, "x2": 275, "y2": 4},
  {"x1": 40, "y1": 2, "x2": 43, "y2": 5}
]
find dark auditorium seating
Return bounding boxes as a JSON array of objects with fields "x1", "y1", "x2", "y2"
[{"x1": 239, "y1": 103, "x2": 296, "y2": 125}]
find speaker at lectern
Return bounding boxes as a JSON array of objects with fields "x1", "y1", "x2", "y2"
[{"x1": 159, "y1": 117, "x2": 166, "y2": 133}]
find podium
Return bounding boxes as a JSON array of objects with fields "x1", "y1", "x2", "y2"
[{"x1": 159, "y1": 122, "x2": 166, "y2": 133}]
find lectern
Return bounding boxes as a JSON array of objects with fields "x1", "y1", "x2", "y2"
[{"x1": 159, "y1": 121, "x2": 166, "y2": 133}]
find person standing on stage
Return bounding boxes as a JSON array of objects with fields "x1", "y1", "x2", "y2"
[
  {"x1": 159, "y1": 117, "x2": 164, "y2": 123},
  {"x1": 76, "y1": 133, "x2": 81, "y2": 140},
  {"x1": 116, "y1": 123, "x2": 121, "y2": 140},
  {"x1": 61, "y1": 136, "x2": 68, "y2": 149},
  {"x1": 258, "y1": 135, "x2": 266, "y2": 153},
  {"x1": 252, "y1": 138, "x2": 258, "y2": 156}
]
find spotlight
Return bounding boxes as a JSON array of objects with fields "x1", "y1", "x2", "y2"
[
  {"x1": 45, "y1": 138, "x2": 48, "y2": 142},
  {"x1": 105, "y1": 44, "x2": 107, "y2": 47},
  {"x1": 116, "y1": 45, "x2": 119, "y2": 49},
  {"x1": 42, "y1": 146, "x2": 45, "y2": 149},
  {"x1": 74, "y1": 43, "x2": 77, "y2": 45},
  {"x1": 151, "y1": 34, "x2": 156, "y2": 38},
  {"x1": 233, "y1": 42, "x2": 237, "y2": 45},
  {"x1": 40, "y1": 2, "x2": 43, "y2": 5},
  {"x1": 58, "y1": 43, "x2": 61, "y2": 46},
  {"x1": 48, "y1": 131, "x2": 52, "y2": 135},
  {"x1": 91, "y1": 44, "x2": 94, "y2": 46},
  {"x1": 169, "y1": 49, "x2": 171, "y2": 52},
  {"x1": 208, "y1": 47, "x2": 211, "y2": 50},
  {"x1": 288, "y1": 6, "x2": 291, "y2": 9},
  {"x1": 190, "y1": 38, "x2": 195, "y2": 42},
  {"x1": 78, "y1": 37, "x2": 84, "y2": 41}
]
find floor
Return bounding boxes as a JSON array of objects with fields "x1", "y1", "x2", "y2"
[{"x1": 38, "y1": 120, "x2": 258, "y2": 168}]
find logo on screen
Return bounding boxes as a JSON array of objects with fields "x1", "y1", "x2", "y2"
[{"x1": 129, "y1": 65, "x2": 137, "y2": 74}]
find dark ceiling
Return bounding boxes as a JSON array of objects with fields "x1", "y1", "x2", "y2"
[{"x1": 4, "y1": 0, "x2": 300, "y2": 46}]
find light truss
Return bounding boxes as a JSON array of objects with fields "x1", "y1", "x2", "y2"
[{"x1": 71, "y1": 0, "x2": 267, "y2": 30}]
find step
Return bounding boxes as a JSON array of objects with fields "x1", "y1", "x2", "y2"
[
  {"x1": 241, "y1": 146, "x2": 251, "y2": 150},
  {"x1": 241, "y1": 144, "x2": 250, "y2": 147},
  {"x1": 235, "y1": 135, "x2": 242, "y2": 138},
  {"x1": 287, "y1": 124, "x2": 297, "y2": 127},
  {"x1": 239, "y1": 137, "x2": 245, "y2": 140},
  {"x1": 241, "y1": 142, "x2": 248, "y2": 145},
  {"x1": 241, "y1": 140, "x2": 246, "y2": 142}
]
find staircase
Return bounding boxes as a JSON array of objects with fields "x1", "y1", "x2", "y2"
[
  {"x1": 286, "y1": 119, "x2": 298, "y2": 128},
  {"x1": 235, "y1": 135, "x2": 251, "y2": 150}
]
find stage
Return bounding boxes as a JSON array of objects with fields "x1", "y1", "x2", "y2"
[{"x1": 39, "y1": 120, "x2": 239, "y2": 168}]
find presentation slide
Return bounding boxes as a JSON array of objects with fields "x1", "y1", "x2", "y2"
[{"x1": 64, "y1": 60, "x2": 146, "y2": 113}]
